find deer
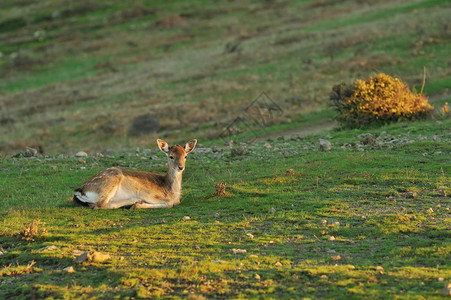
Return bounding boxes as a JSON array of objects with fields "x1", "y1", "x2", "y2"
[{"x1": 73, "y1": 139, "x2": 197, "y2": 209}]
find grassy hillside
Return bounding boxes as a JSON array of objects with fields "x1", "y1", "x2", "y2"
[{"x1": 0, "y1": 0, "x2": 450, "y2": 154}]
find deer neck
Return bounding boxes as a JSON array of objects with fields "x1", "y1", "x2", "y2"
[{"x1": 165, "y1": 168, "x2": 183, "y2": 203}]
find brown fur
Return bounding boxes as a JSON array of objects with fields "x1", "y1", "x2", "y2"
[{"x1": 73, "y1": 139, "x2": 197, "y2": 209}]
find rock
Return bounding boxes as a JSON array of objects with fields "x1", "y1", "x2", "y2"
[
  {"x1": 23, "y1": 147, "x2": 38, "y2": 157},
  {"x1": 427, "y1": 208, "x2": 434, "y2": 214},
  {"x1": 246, "y1": 233, "x2": 254, "y2": 239},
  {"x1": 319, "y1": 139, "x2": 332, "y2": 151},
  {"x1": 358, "y1": 133, "x2": 376, "y2": 145},
  {"x1": 269, "y1": 207, "x2": 276, "y2": 214},
  {"x1": 183, "y1": 216, "x2": 191, "y2": 221},
  {"x1": 231, "y1": 145, "x2": 247, "y2": 156},
  {"x1": 263, "y1": 142, "x2": 272, "y2": 149},
  {"x1": 320, "y1": 275, "x2": 328, "y2": 280},
  {"x1": 406, "y1": 191, "x2": 417, "y2": 198},
  {"x1": 442, "y1": 282, "x2": 451, "y2": 296},
  {"x1": 91, "y1": 252, "x2": 111, "y2": 263},
  {"x1": 376, "y1": 266, "x2": 384, "y2": 271},
  {"x1": 334, "y1": 222, "x2": 340, "y2": 226},
  {"x1": 78, "y1": 158, "x2": 86, "y2": 164},
  {"x1": 63, "y1": 266, "x2": 75, "y2": 273},
  {"x1": 285, "y1": 169, "x2": 295, "y2": 175},
  {"x1": 74, "y1": 251, "x2": 110, "y2": 263},
  {"x1": 39, "y1": 245, "x2": 58, "y2": 251},
  {"x1": 438, "y1": 277, "x2": 444, "y2": 282},
  {"x1": 254, "y1": 274, "x2": 261, "y2": 280},
  {"x1": 75, "y1": 151, "x2": 88, "y2": 157},
  {"x1": 331, "y1": 255, "x2": 341, "y2": 261},
  {"x1": 211, "y1": 145, "x2": 220, "y2": 153},
  {"x1": 231, "y1": 248, "x2": 247, "y2": 254},
  {"x1": 321, "y1": 219, "x2": 327, "y2": 226},
  {"x1": 275, "y1": 261, "x2": 282, "y2": 267},
  {"x1": 0, "y1": 251, "x2": 4, "y2": 255},
  {"x1": 74, "y1": 251, "x2": 91, "y2": 263},
  {"x1": 328, "y1": 236, "x2": 336, "y2": 241},
  {"x1": 128, "y1": 113, "x2": 159, "y2": 136}
]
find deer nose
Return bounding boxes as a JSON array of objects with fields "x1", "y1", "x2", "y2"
[{"x1": 178, "y1": 166, "x2": 184, "y2": 171}]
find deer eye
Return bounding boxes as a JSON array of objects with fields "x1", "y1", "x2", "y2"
[
  {"x1": 169, "y1": 156, "x2": 174, "y2": 159},
  {"x1": 185, "y1": 156, "x2": 187, "y2": 159}
]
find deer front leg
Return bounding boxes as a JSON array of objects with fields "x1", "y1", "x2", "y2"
[{"x1": 130, "y1": 202, "x2": 173, "y2": 209}]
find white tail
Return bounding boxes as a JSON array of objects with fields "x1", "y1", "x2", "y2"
[{"x1": 73, "y1": 139, "x2": 197, "y2": 209}]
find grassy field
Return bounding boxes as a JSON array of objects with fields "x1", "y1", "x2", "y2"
[
  {"x1": 0, "y1": 0, "x2": 450, "y2": 299},
  {"x1": 1, "y1": 118, "x2": 450, "y2": 298}
]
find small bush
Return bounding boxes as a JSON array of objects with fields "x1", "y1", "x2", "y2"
[{"x1": 330, "y1": 73, "x2": 434, "y2": 127}]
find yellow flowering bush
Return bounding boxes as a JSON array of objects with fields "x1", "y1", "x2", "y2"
[{"x1": 330, "y1": 73, "x2": 434, "y2": 127}]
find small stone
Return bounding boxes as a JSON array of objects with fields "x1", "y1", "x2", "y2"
[
  {"x1": 331, "y1": 255, "x2": 341, "y2": 261},
  {"x1": 246, "y1": 233, "x2": 254, "y2": 239},
  {"x1": 78, "y1": 158, "x2": 86, "y2": 164},
  {"x1": 194, "y1": 245, "x2": 201, "y2": 250},
  {"x1": 285, "y1": 169, "x2": 295, "y2": 175},
  {"x1": 91, "y1": 252, "x2": 111, "y2": 263},
  {"x1": 254, "y1": 274, "x2": 261, "y2": 280},
  {"x1": 358, "y1": 133, "x2": 375, "y2": 145},
  {"x1": 231, "y1": 248, "x2": 247, "y2": 254},
  {"x1": 437, "y1": 277, "x2": 444, "y2": 282},
  {"x1": 0, "y1": 251, "x2": 4, "y2": 255},
  {"x1": 73, "y1": 251, "x2": 110, "y2": 263},
  {"x1": 376, "y1": 266, "x2": 384, "y2": 271},
  {"x1": 74, "y1": 251, "x2": 91, "y2": 263},
  {"x1": 263, "y1": 143, "x2": 272, "y2": 149},
  {"x1": 75, "y1": 151, "x2": 88, "y2": 157},
  {"x1": 427, "y1": 208, "x2": 434, "y2": 214},
  {"x1": 406, "y1": 191, "x2": 417, "y2": 198},
  {"x1": 320, "y1": 275, "x2": 328, "y2": 280},
  {"x1": 63, "y1": 266, "x2": 75, "y2": 273},
  {"x1": 442, "y1": 283, "x2": 451, "y2": 296},
  {"x1": 23, "y1": 147, "x2": 38, "y2": 157},
  {"x1": 319, "y1": 139, "x2": 332, "y2": 151},
  {"x1": 211, "y1": 145, "x2": 220, "y2": 153},
  {"x1": 183, "y1": 216, "x2": 191, "y2": 221},
  {"x1": 96, "y1": 152, "x2": 104, "y2": 158},
  {"x1": 275, "y1": 261, "x2": 282, "y2": 267},
  {"x1": 214, "y1": 213, "x2": 220, "y2": 218},
  {"x1": 269, "y1": 207, "x2": 276, "y2": 214},
  {"x1": 231, "y1": 145, "x2": 247, "y2": 156},
  {"x1": 39, "y1": 245, "x2": 58, "y2": 251},
  {"x1": 334, "y1": 221, "x2": 340, "y2": 226},
  {"x1": 321, "y1": 219, "x2": 327, "y2": 225},
  {"x1": 50, "y1": 165, "x2": 57, "y2": 170},
  {"x1": 328, "y1": 236, "x2": 336, "y2": 241}
]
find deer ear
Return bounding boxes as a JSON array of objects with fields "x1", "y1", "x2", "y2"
[
  {"x1": 157, "y1": 139, "x2": 169, "y2": 153},
  {"x1": 185, "y1": 139, "x2": 197, "y2": 154}
]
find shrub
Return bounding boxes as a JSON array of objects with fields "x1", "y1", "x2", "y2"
[{"x1": 330, "y1": 73, "x2": 434, "y2": 127}]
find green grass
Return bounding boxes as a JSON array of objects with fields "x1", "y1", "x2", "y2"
[{"x1": 1, "y1": 118, "x2": 449, "y2": 299}]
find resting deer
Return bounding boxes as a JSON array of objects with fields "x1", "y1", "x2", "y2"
[{"x1": 73, "y1": 139, "x2": 197, "y2": 209}]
